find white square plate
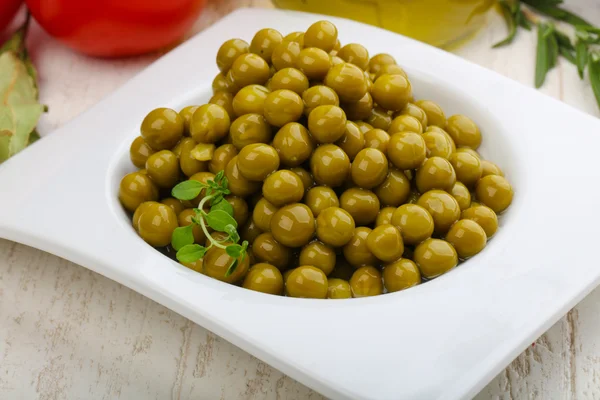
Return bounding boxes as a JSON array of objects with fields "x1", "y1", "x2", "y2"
[{"x1": 2, "y1": 8, "x2": 600, "y2": 400}]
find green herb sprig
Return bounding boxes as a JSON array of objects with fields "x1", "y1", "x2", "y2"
[
  {"x1": 170, "y1": 171, "x2": 248, "y2": 277},
  {"x1": 535, "y1": 21, "x2": 558, "y2": 88},
  {"x1": 493, "y1": 0, "x2": 600, "y2": 111},
  {"x1": 493, "y1": 1, "x2": 530, "y2": 48}
]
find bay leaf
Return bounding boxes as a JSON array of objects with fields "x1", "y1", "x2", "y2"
[
  {"x1": 0, "y1": 14, "x2": 38, "y2": 95},
  {"x1": 29, "y1": 129, "x2": 40, "y2": 144},
  {"x1": 0, "y1": 51, "x2": 45, "y2": 162},
  {"x1": 0, "y1": 107, "x2": 14, "y2": 161}
]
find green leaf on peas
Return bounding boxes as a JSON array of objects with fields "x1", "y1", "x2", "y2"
[
  {"x1": 225, "y1": 259, "x2": 238, "y2": 277},
  {"x1": 176, "y1": 244, "x2": 207, "y2": 263},
  {"x1": 205, "y1": 210, "x2": 237, "y2": 232},
  {"x1": 173, "y1": 173, "x2": 247, "y2": 275},
  {"x1": 211, "y1": 192, "x2": 224, "y2": 204},
  {"x1": 171, "y1": 225, "x2": 195, "y2": 251},
  {"x1": 215, "y1": 170, "x2": 225, "y2": 183},
  {"x1": 172, "y1": 180, "x2": 204, "y2": 200},
  {"x1": 224, "y1": 241, "x2": 248, "y2": 277},
  {"x1": 211, "y1": 197, "x2": 234, "y2": 217},
  {"x1": 224, "y1": 224, "x2": 240, "y2": 243},
  {"x1": 226, "y1": 244, "x2": 244, "y2": 258},
  {"x1": 240, "y1": 241, "x2": 248, "y2": 259}
]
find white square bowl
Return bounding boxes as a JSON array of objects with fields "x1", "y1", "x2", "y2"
[{"x1": 2, "y1": 8, "x2": 600, "y2": 400}]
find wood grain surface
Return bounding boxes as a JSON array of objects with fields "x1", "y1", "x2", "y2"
[{"x1": 1, "y1": 0, "x2": 599, "y2": 399}]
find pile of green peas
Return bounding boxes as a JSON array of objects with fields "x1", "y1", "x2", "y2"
[{"x1": 119, "y1": 20, "x2": 514, "y2": 299}]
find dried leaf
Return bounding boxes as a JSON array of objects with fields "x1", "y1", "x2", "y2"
[
  {"x1": 0, "y1": 28, "x2": 25, "y2": 54},
  {"x1": 0, "y1": 52, "x2": 45, "y2": 162},
  {"x1": 0, "y1": 14, "x2": 38, "y2": 96},
  {"x1": 22, "y1": 50, "x2": 38, "y2": 95},
  {"x1": 29, "y1": 129, "x2": 40, "y2": 144}
]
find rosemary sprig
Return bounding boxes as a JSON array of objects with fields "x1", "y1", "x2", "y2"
[
  {"x1": 576, "y1": 39, "x2": 588, "y2": 78},
  {"x1": 588, "y1": 52, "x2": 600, "y2": 109},
  {"x1": 535, "y1": 22, "x2": 555, "y2": 88},
  {"x1": 559, "y1": 46, "x2": 576, "y2": 64},
  {"x1": 493, "y1": 0, "x2": 600, "y2": 111},
  {"x1": 493, "y1": 1, "x2": 519, "y2": 48},
  {"x1": 522, "y1": 0, "x2": 592, "y2": 27}
]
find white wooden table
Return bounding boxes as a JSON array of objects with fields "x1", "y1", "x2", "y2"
[{"x1": 1, "y1": 1, "x2": 599, "y2": 398}]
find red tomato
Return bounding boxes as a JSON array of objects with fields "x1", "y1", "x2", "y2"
[
  {"x1": 1, "y1": 0, "x2": 23, "y2": 32},
  {"x1": 25, "y1": 0, "x2": 206, "y2": 57}
]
